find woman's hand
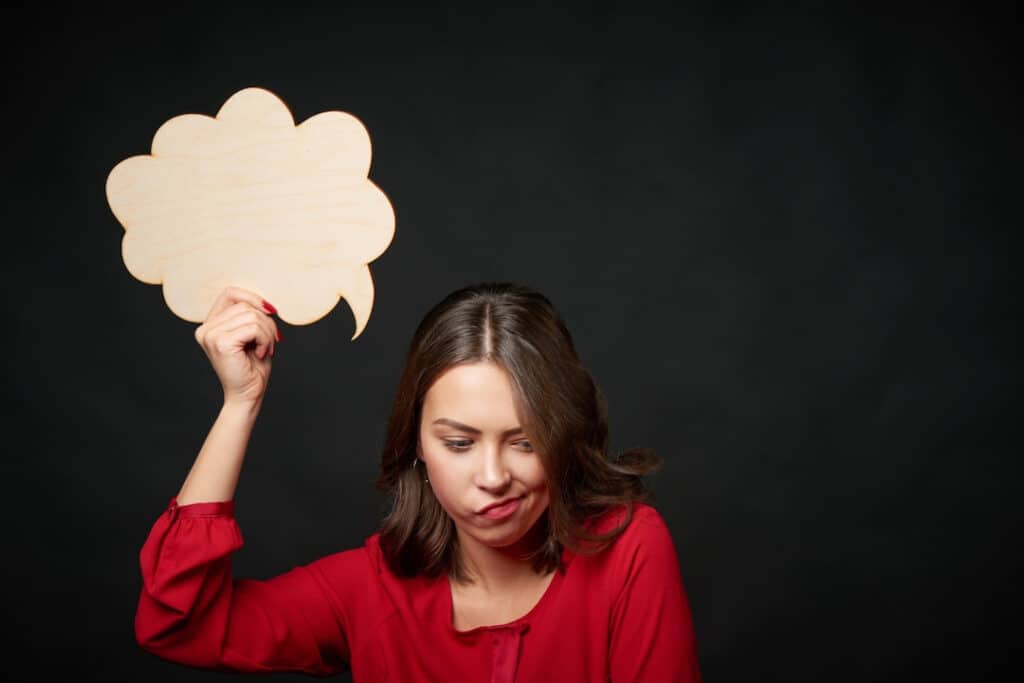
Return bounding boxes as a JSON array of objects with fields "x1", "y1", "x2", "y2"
[{"x1": 194, "y1": 286, "x2": 282, "y2": 406}]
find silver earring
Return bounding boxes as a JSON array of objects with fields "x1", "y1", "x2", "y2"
[{"x1": 413, "y1": 456, "x2": 429, "y2": 483}]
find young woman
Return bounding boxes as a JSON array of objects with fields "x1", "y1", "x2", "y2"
[{"x1": 135, "y1": 283, "x2": 702, "y2": 681}]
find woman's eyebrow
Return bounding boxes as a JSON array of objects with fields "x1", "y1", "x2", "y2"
[{"x1": 431, "y1": 418, "x2": 523, "y2": 438}]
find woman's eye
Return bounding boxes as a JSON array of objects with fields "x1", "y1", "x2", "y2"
[
  {"x1": 443, "y1": 440, "x2": 472, "y2": 452},
  {"x1": 517, "y1": 440, "x2": 534, "y2": 452}
]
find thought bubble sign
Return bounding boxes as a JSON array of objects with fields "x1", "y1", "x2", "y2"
[{"x1": 106, "y1": 87, "x2": 395, "y2": 339}]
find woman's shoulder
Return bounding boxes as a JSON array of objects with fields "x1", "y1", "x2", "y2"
[
  {"x1": 316, "y1": 531, "x2": 386, "y2": 577},
  {"x1": 290, "y1": 528, "x2": 398, "y2": 591},
  {"x1": 296, "y1": 532, "x2": 420, "y2": 610},
  {"x1": 578, "y1": 501, "x2": 676, "y2": 562},
  {"x1": 574, "y1": 502, "x2": 684, "y2": 592},
  {"x1": 341, "y1": 531, "x2": 423, "y2": 584},
  {"x1": 586, "y1": 500, "x2": 668, "y2": 537}
]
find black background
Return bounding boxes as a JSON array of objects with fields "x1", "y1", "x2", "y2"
[{"x1": 3, "y1": 2, "x2": 1016, "y2": 681}]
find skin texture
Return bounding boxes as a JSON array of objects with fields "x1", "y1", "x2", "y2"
[{"x1": 416, "y1": 361, "x2": 552, "y2": 600}]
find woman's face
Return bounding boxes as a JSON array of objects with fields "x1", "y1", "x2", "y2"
[{"x1": 417, "y1": 361, "x2": 550, "y2": 553}]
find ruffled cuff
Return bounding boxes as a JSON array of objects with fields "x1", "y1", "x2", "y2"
[
  {"x1": 138, "y1": 495, "x2": 243, "y2": 620},
  {"x1": 166, "y1": 495, "x2": 236, "y2": 520}
]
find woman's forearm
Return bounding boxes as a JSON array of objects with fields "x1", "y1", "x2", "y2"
[{"x1": 176, "y1": 399, "x2": 263, "y2": 505}]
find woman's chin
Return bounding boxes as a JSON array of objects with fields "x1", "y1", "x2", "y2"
[{"x1": 478, "y1": 505, "x2": 548, "y2": 549}]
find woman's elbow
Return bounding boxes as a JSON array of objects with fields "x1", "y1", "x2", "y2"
[
  {"x1": 134, "y1": 600, "x2": 190, "y2": 661},
  {"x1": 134, "y1": 608, "x2": 168, "y2": 655}
]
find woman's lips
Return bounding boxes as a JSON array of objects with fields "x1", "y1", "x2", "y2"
[{"x1": 478, "y1": 496, "x2": 523, "y2": 520}]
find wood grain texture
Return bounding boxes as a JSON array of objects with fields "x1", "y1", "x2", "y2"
[{"x1": 106, "y1": 87, "x2": 395, "y2": 339}]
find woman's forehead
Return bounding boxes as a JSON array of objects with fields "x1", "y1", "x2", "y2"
[{"x1": 421, "y1": 362, "x2": 523, "y2": 428}]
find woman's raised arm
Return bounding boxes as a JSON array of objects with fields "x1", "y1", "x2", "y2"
[
  {"x1": 135, "y1": 286, "x2": 354, "y2": 675},
  {"x1": 177, "y1": 286, "x2": 280, "y2": 505}
]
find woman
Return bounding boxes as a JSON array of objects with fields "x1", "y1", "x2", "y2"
[{"x1": 135, "y1": 283, "x2": 702, "y2": 681}]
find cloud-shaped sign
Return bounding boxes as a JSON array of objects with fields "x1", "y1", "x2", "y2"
[{"x1": 106, "y1": 87, "x2": 395, "y2": 339}]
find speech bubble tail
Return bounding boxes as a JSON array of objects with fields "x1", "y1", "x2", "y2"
[{"x1": 338, "y1": 265, "x2": 375, "y2": 340}]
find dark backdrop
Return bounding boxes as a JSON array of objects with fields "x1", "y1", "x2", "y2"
[{"x1": 3, "y1": 2, "x2": 1015, "y2": 681}]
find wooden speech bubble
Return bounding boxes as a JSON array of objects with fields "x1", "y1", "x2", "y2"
[{"x1": 106, "y1": 87, "x2": 395, "y2": 339}]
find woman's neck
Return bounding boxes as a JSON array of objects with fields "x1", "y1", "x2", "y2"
[{"x1": 453, "y1": 522, "x2": 548, "y2": 595}]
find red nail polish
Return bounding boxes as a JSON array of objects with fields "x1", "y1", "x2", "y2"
[
  {"x1": 275, "y1": 328, "x2": 283, "y2": 342},
  {"x1": 262, "y1": 300, "x2": 277, "y2": 315}
]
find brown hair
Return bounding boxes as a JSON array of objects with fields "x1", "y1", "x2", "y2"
[{"x1": 374, "y1": 282, "x2": 660, "y2": 583}]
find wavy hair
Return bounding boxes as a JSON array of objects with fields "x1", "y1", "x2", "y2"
[{"x1": 374, "y1": 282, "x2": 660, "y2": 583}]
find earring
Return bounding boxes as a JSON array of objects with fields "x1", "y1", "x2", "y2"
[{"x1": 413, "y1": 456, "x2": 429, "y2": 483}]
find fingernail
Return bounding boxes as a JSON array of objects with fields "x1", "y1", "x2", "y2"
[
  {"x1": 262, "y1": 300, "x2": 277, "y2": 315},
  {"x1": 275, "y1": 328, "x2": 283, "y2": 342}
]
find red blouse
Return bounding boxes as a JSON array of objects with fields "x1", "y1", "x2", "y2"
[{"x1": 135, "y1": 496, "x2": 701, "y2": 682}]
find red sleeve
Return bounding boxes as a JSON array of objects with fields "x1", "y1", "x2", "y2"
[
  {"x1": 608, "y1": 505, "x2": 702, "y2": 683},
  {"x1": 135, "y1": 496, "x2": 353, "y2": 676}
]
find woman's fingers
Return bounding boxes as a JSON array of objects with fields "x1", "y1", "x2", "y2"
[
  {"x1": 196, "y1": 302, "x2": 279, "y2": 360},
  {"x1": 196, "y1": 301, "x2": 281, "y2": 345},
  {"x1": 204, "y1": 286, "x2": 277, "y2": 324},
  {"x1": 209, "y1": 304, "x2": 278, "y2": 339},
  {"x1": 218, "y1": 322, "x2": 273, "y2": 360},
  {"x1": 203, "y1": 307, "x2": 277, "y2": 357}
]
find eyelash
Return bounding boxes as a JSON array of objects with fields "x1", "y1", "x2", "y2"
[{"x1": 443, "y1": 440, "x2": 534, "y2": 453}]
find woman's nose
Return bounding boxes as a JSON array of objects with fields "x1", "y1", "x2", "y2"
[{"x1": 474, "y1": 445, "x2": 512, "y2": 491}]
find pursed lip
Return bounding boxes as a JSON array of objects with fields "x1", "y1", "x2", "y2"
[{"x1": 476, "y1": 495, "x2": 524, "y2": 515}]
